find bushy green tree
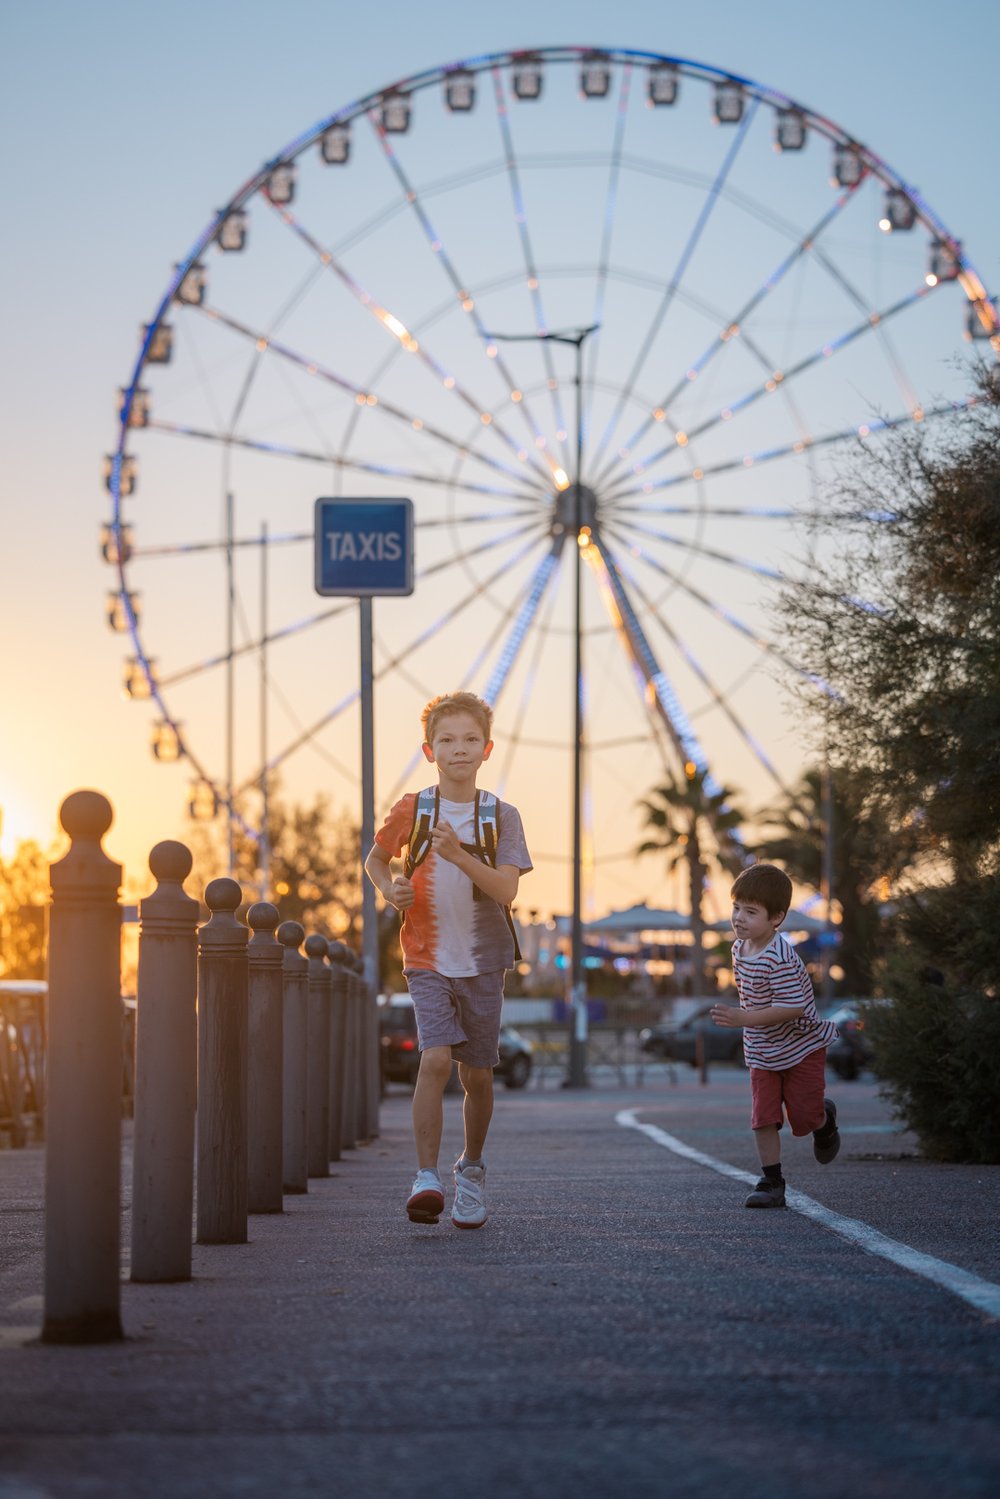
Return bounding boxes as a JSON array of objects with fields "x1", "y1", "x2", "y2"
[
  {"x1": 779, "y1": 367, "x2": 1000, "y2": 1160},
  {"x1": 753, "y1": 767, "x2": 916, "y2": 996}
]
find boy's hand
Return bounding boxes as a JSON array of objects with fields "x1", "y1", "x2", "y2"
[
  {"x1": 430, "y1": 819, "x2": 463, "y2": 864},
  {"x1": 387, "y1": 874, "x2": 416, "y2": 910},
  {"x1": 710, "y1": 1004, "x2": 745, "y2": 1029}
]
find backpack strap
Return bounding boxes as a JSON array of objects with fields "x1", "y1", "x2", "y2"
[
  {"x1": 470, "y1": 792, "x2": 521, "y2": 961},
  {"x1": 474, "y1": 789, "x2": 499, "y2": 867},
  {"x1": 404, "y1": 786, "x2": 439, "y2": 878}
]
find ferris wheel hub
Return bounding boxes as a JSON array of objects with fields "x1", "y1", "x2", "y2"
[{"x1": 553, "y1": 483, "x2": 599, "y2": 536}]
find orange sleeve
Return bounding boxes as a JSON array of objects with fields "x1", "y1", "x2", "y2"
[{"x1": 374, "y1": 793, "x2": 417, "y2": 859}]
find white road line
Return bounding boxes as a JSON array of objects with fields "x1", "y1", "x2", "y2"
[{"x1": 616, "y1": 1107, "x2": 1000, "y2": 1321}]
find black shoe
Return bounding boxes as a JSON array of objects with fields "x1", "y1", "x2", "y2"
[
  {"x1": 744, "y1": 1176, "x2": 786, "y2": 1209},
  {"x1": 813, "y1": 1099, "x2": 841, "y2": 1164}
]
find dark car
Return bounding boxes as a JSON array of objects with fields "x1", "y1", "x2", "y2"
[
  {"x1": 639, "y1": 1004, "x2": 743, "y2": 1066},
  {"x1": 824, "y1": 1000, "x2": 877, "y2": 1080},
  {"x1": 379, "y1": 996, "x2": 533, "y2": 1089}
]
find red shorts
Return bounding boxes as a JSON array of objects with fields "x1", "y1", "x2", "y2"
[{"x1": 750, "y1": 1049, "x2": 828, "y2": 1136}]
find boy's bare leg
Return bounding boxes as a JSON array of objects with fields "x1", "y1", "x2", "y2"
[
  {"x1": 753, "y1": 1123, "x2": 782, "y2": 1169},
  {"x1": 458, "y1": 1064, "x2": 494, "y2": 1162},
  {"x1": 412, "y1": 1048, "x2": 453, "y2": 1169}
]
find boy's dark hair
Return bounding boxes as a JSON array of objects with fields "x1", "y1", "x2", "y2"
[
  {"x1": 731, "y1": 862, "x2": 792, "y2": 919},
  {"x1": 422, "y1": 691, "x2": 493, "y2": 745}
]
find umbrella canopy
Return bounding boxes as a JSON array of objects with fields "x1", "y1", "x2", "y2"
[{"x1": 586, "y1": 903, "x2": 691, "y2": 934}]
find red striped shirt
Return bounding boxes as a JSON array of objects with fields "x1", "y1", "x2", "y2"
[{"x1": 732, "y1": 932, "x2": 838, "y2": 1070}]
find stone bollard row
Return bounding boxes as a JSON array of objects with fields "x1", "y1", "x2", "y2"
[
  {"x1": 43, "y1": 792, "x2": 124, "y2": 1343},
  {"x1": 279, "y1": 921, "x2": 308, "y2": 1195},
  {"x1": 247, "y1": 902, "x2": 283, "y2": 1214},
  {"x1": 196, "y1": 878, "x2": 249, "y2": 1245},
  {"x1": 131, "y1": 841, "x2": 198, "y2": 1284},
  {"x1": 42, "y1": 793, "x2": 380, "y2": 1343}
]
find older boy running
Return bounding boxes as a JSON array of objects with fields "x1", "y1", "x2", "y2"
[{"x1": 365, "y1": 692, "x2": 531, "y2": 1229}]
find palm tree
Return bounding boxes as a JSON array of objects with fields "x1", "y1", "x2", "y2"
[
  {"x1": 637, "y1": 765, "x2": 746, "y2": 994},
  {"x1": 752, "y1": 766, "x2": 915, "y2": 995}
]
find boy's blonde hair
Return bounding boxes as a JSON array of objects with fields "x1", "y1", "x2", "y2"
[
  {"x1": 421, "y1": 691, "x2": 494, "y2": 745},
  {"x1": 731, "y1": 862, "x2": 792, "y2": 919}
]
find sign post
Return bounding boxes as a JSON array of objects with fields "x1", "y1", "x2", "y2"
[{"x1": 314, "y1": 498, "x2": 414, "y2": 1000}]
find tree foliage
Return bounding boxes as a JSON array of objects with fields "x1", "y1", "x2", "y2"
[
  {"x1": 753, "y1": 767, "x2": 916, "y2": 995},
  {"x1": 189, "y1": 791, "x2": 363, "y2": 940},
  {"x1": 778, "y1": 368, "x2": 1000, "y2": 1160},
  {"x1": 0, "y1": 840, "x2": 48, "y2": 980},
  {"x1": 778, "y1": 371, "x2": 1000, "y2": 870}
]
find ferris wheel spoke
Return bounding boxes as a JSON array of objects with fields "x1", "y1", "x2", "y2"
[
  {"x1": 492, "y1": 561, "x2": 564, "y2": 795},
  {"x1": 589, "y1": 95, "x2": 761, "y2": 478},
  {"x1": 583, "y1": 64, "x2": 633, "y2": 432},
  {"x1": 143, "y1": 416, "x2": 537, "y2": 500},
  {"x1": 601, "y1": 393, "x2": 975, "y2": 506},
  {"x1": 490, "y1": 65, "x2": 577, "y2": 469},
  {"x1": 607, "y1": 283, "x2": 932, "y2": 491},
  {"x1": 594, "y1": 182, "x2": 865, "y2": 491},
  {"x1": 190, "y1": 301, "x2": 540, "y2": 488},
  {"x1": 607, "y1": 517, "x2": 784, "y2": 581},
  {"x1": 380, "y1": 543, "x2": 563, "y2": 808},
  {"x1": 601, "y1": 543, "x2": 791, "y2": 791},
  {"x1": 367, "y1": 108, "x2": 563, "y2": 479},
  {"x1": 481, "y1": 537, "x2": 563, "y2": 706},
  {"x1": 600, "y1": 518, "x2": 809, "y2": 679},
  {"x1": 157, "y1": 601, "x2": 356, "y2": 689},
  {"x1": 584, "y1": 532, "x2": 715, "y2": 787},
  {"x1": 266, "y1": 197, "x2": 556, "y2": 482},
  {"x1": 129, "y1": 530, "x2": 310, "y2": 560}
]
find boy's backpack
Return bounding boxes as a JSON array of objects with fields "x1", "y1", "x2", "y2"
[{"x1": 403, "y1": 786, "x2": 521, "y2": 959}]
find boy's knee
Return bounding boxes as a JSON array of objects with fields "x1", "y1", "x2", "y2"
[
  {"x1": 458, "y1": 1063, "x2": 493, "y2": 1092},
  {"x1": 419, "y1": 1047, "x2": 454, "y2": 1083}
]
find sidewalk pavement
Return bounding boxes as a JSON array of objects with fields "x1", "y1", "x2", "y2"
[{"x1": 2, "y1": 1068, "x2": 1000, "y2": 1499}]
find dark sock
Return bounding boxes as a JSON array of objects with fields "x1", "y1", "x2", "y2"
[
  {"x1": 814, "y1": 1105, "x2": 837, "y2": 1141},
  {"x1": 762, "y1": 1163, "x2": 783, "y2": 1183}
]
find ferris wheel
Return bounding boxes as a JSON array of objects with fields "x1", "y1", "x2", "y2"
[{"x1": 104, "y1": 46, "x2": 999, "y2": 917}]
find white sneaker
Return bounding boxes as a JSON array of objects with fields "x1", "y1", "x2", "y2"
[
  {"x1": 406, "y1": 1168, "x2": 444, "y2": 1224},
  {"x1": 452, "y1": 1160, "x2": 487, "y2": 1229}
]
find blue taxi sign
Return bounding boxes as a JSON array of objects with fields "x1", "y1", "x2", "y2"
[{"x1": 314, "y1": 497, "x2": 414, "y2": 597}]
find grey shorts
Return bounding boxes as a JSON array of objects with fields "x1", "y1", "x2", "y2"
[{"x1": 403, "y1": 969, "x2": 505, "y2": 1069}]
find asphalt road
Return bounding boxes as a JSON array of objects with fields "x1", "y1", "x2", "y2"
[{"x1": 2, "y1": 1068, "x2": 999, "y2": 1499}]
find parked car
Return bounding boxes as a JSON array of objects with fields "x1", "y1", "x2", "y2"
[
  {"x1": 824, "y1": 1000, "x2": 877, "y2": 1080},
  {"x1": 378, "y1": 996, "x2": 534, "y2": 1089},
  {"x1": 639, "y1": 1004, "x2": 743, "y2": 1066}
]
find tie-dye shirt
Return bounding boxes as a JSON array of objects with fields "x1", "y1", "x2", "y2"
[{"x1": 375, "y1": 791, "x2": 532, "y2": 977}]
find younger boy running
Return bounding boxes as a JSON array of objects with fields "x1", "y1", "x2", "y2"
[
  {"x1": 710, "y1": 863, "x2": 840, "y2": 1209},
  {"x1": 364, "y1": 692, "x2": 531, "y2": 1230}
]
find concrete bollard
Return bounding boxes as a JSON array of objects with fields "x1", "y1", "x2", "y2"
[
  {"x1": 196, "y1": 877, "x2": 249, "y2": 1245},
  {"x1": 304, "y1": 934, "x2": 332, "y2": 1178},
  {"x1": 333, "y1": 944, "x2": 357, "y2": 1152},
  {"x1": 279, "y1": 921, "x2": 308, "y2": 1195},
  {"x1": 247, "y1": 902, "x2": 283, "y2": 1215},
  {"x1": 43, "y1": 790, "x2": 124, "y2": 1344},
  {"x1": 349, "y1": 954, "x2": 370, "y2": 1147},
  {"x1": 131, "y1": 840, "x2": 199, "y2": 1283},
  {"x1": 327, "y1": 941, "x2": 349, "y2": 1163}
]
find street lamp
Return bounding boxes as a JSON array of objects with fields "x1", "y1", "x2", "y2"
[{"x1": 483, "y1": 322, "x2": 599, "y2": 1087}]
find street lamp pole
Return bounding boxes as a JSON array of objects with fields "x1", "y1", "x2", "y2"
[{"x1": 484, "y1": 323, "x2": 598, "y2": 1088}]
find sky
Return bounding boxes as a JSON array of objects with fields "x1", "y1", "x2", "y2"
[{"x1": 1, "y1": 0, "x2": 996, "y2": 920}]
